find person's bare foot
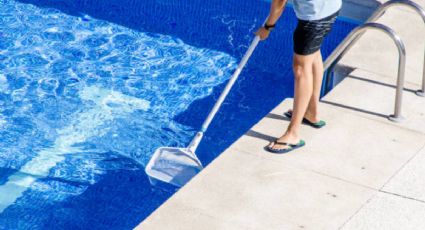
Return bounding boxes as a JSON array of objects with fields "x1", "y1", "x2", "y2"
[
  {"x1": 286, "y1": 109, "x2": 320, "y2": 124},
  {"x1": 268, "y1": 131, "x2": 300, "y2": 151}
]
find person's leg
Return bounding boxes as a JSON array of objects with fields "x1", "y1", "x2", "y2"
[
  {"x1": 269, "y1": 52, "x2": 315, "y2": 150},
  {"x1": 305, "y1": 51, "x2": 324, "y2": 122},
  {"x1": 286, "y1": 51, "x2": 323, "y2": 123}
]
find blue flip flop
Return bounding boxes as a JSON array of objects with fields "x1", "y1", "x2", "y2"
[
  {"x1": 284, "y1": 111, "x2": 326, "y2": 129},
  {"x1": 266, "y1": 140, "x2": 306, "y2": 154}
]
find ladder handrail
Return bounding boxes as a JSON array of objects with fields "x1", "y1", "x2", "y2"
[
  {"x1": 324, "y1": 23, "x2": 406, "y2": 122},
  {"x1": 366, "y1": 0, "x2": 425, "y2": 96}
]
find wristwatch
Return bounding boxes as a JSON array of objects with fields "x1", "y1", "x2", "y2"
[{"x1": 264, "y1": 23, "x2": 276, "y2": 31}]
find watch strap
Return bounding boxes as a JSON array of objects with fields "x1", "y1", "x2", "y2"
[{"x1": 264, "y1": 23, "x2": 276, "y2": 31}]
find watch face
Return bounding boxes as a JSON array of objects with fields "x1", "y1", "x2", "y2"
[{"x1": 265, "y1": 26, "x2": 274, "y2": 31}]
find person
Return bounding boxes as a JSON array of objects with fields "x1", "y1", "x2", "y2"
[{"x1": 255, "y1": 0, "x2": 342, "y2": 154}]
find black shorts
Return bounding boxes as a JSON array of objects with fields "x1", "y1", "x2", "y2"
[{"x1": 293, "y1": 11, "x2": 339, "y2": 56}]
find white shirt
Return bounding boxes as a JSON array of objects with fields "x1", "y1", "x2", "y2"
[{"x1": 293, "y1": 0, "x2": 342, "y2": 21}]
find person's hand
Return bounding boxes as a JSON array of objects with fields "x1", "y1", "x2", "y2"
[{"x1": 255, "y1": 27, "x2": 270, "y2": 40}]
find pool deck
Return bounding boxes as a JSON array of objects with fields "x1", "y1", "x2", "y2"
[{"x1": 137, "y1": 1, "x2": 425, "y2": 229}]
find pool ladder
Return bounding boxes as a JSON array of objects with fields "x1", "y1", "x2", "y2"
[{"x1": 323, "y1": 0, "x2": 425, "y2": 122}]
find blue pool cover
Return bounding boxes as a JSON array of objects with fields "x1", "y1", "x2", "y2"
[{"x1": 0, "y1": 0, "x2": 357, "y2": 229}]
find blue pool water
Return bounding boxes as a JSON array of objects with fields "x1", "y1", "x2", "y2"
[{"x1": 0, "y1": 0, "x2": 357, "y2": 229}]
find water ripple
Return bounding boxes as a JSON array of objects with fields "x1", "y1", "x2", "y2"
[{"x1": 0, "y1": 0, "x2": 238, "y2": 220}]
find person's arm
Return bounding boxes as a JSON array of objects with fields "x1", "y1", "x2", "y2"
[{"x1": 255, "y1": 0, "x2": 287, "y2": 40}]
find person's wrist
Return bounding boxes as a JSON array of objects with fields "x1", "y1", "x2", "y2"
[{"x1": 264, "y1": 23, "x2": 276, "y2": 31}]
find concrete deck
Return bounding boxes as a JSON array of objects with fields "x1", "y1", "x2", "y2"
[{"x1": 137, "y1": 1, "x2": 425, "y2": 229}]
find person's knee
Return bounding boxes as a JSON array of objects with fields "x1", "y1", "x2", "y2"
[
  {"x1": 293, "y1": 55, "x2": 313, "y2": 79},
  {"x1": 293, "y1": 64, "x2": 306, "y2": 79}
]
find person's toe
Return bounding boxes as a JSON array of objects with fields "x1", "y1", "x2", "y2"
[
  {"x1": 268, "y1": 142, "x2": 274, "y2": 148},
  {"x1": 269, "y1": 142, "x2": 289, "y2": 151}
]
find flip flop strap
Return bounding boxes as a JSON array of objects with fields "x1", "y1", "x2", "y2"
[{"x1": 275, "y1": 141, "x2": 296, "y2": 147}]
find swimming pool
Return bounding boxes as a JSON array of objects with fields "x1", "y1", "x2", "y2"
[{"x1": 0, "y1": 0, "x2": 357, "y2": 229}]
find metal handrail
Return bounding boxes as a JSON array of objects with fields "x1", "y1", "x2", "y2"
[
  {"x1": 324, "y1": 23, "x2": 406, "y2": 122},
  {"x1": 367, "y1": 0, "x2": 425, "y2": 96}
]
